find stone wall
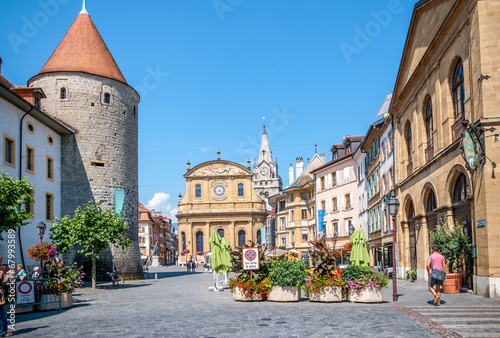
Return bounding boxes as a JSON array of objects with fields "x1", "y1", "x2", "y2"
[{"x1": 29, "y1": 72, "x2": 143, "y2": 277}]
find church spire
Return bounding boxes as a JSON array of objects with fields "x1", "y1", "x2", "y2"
[
  {"x1": 257, "y1": 122, "x2": 272, "y2": 165},
  {"x1": 80, "y1": 0, "x2": 89, "y2": 15}
]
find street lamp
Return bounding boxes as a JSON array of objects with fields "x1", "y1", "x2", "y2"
[
  {"x1": 37, "y1": 221, "x2": 46, "y2": 244},
  {"x1": 37, "y1": 221, "x2": 47, "y2": 272},
  {"x1": 387, "y1": 197, "x2": 400, "y2": 302}
]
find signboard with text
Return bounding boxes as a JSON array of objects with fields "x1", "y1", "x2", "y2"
[
  {"x1": 16, "y1": 281, "x2": 34, "y2": 304},
  {"x1": 242, "y1": 248, "x2": 260, "y2": 270}
]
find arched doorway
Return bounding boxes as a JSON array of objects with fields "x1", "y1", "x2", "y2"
[
  {"x1": 451, "y1": 172, "x2": 473, "y2": 289},
  {"x1": 406, "y1": 200, "x2": 417, "y2": 270}
]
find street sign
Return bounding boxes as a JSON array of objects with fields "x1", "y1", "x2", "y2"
[
  {"x1": 476, "y1": 219, "x2": 486, "y2": 227},
  {"x1": 16, "y1": 281, "x2": 34, "y2": 304},
  {"x1": 462, "y1": 131, "x2": 477, "y2": 171},
  {"x1": 242, "y1": 248, "x2": 260, "y2": 270}
]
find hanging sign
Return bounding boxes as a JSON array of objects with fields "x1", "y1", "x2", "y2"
[
  {"x1": 16, "y1": 281, "x2": 34, "y2": 304},
  {"x1": 242, "y1": 248, "x2": 260, "y2": 270},
  {"x1": 462, "y1": 131, "x2": 477, "y2": 171}
]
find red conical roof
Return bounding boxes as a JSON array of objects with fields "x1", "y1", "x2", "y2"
[{"x1": 38, "y1": 13, "x2": 127, "y2": 84}]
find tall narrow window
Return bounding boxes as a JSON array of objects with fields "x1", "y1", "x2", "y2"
[
  {"x1": 217, "y1": 229, "x2": 224, "y2": 238},
  {"x1": 238, "y1": 183, "x2": 244, "y2": 197},
  {"x1": 47, "y1": 156, "x2": 54, "y2": 181},
  {"x1": 426, "y1": 190, "x2": 437, "y2": 213},
  {"x1": 195, "y1": 184, "x2": 201, "y2": 198},
  {"x1": 196, "y1": 232, "x2": 203, "y2": 252},
  {"x1": 25, "y1": 189, "x2": 34, "y2": 217},
  {"x1": 301, "y1": 209, "x2": 307, "y2": 220},
  {"x1": 3, "y1": 135, "x2": 15, "y2": 167},
  {"x1": 257, "y1": 230, "x2": 261, "y2": 244},
  {"x1": 406, "y1": 123, "x2": 412, "y2": 160},
  {"x1": 425, "y1": 98, "x2": 433, "y2": 142},
  {"x1": 238, "y1": 230, "x2": 246, "y2": 247},
  {"x1": 60, "y1": 87, "x2": 67, "y2": 100},
  {"x1": 452, "y1": 59, "x2": 465, "y2": 119},
  {"x1": 26, "y1": 145, "x2": 35, "y2": 174},
  {"x1": 104, "y1": 92, "x2": 111, "y2": 104},
  {"x1": 453, "y1": 173, "x2": 467, "y2": 203},
  {"x1": 181, "y1": 232, "x2": 186, "y2": 251},
  {"x1": 345, "y1": 193, "x2": 351, "y2": 209},
  {"x1": 300, "y1": 192, "x2": 307, "y2": 201},
  {"x1": 45, "y1": 193, "x2": 53, "y2": 221}
]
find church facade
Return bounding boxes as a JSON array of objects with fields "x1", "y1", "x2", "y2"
[{"x1": 177, "y1": 154, "x2": 267, "y2": 265}]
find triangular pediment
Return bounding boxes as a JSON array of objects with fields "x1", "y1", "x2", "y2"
[
  {"x1": 393, "y1": 0, "x2": 455, "y2": 99},
  {"x1": 185, "y1": 160, "x2": 252, "y2": 178}
]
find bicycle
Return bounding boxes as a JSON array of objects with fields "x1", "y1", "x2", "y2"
[{"x1": 105, "y1": 270, "x2": 119, "y2": 286}]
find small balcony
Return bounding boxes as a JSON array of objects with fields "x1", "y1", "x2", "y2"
[
  {"x1": 451, "y1": 117, "x2": 466, "y2": 142},
  {"x1": 407, "y1": 160, "x2": 413, "y2": 177},
  {"x1": 425, "y1": 141, "x2": 434, "y2": 162}
]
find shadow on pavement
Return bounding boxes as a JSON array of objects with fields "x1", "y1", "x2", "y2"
[
  {"x1": 97, "y1": 283, "x2": 151, "y2": 290},
  {"x1": 145, "y1": 271, "x2": 205, "y2": 279},
  {"x1": 12, "y1": 325, "x2": 49, "y2": 335}
]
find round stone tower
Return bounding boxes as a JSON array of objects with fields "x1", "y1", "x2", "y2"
[{"x1": 28, "y1": 3, "x2": 143, "y2": 277}]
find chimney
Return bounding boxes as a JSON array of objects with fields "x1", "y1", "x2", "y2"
[
  {"x1": 289, "y1": 163, "x2": 294, "y2": 186},
  {"x1": 296, "y1": 157, "x2": 304, "y2": 178},
  {"x1": 320, "y1": 153, "x2": 326, "y2": 162}
]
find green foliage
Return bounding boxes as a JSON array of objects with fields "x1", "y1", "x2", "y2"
[
  {"x1": 268, "y1": 256, "x2": 308, "y2": 288},
  {"x1": 0, "y1": 168, "x2": 34, "y2": 233},
  {"x1": 230, "y1": 243, "x2": 269, "y2": 281},
  {"x1": 50, "y1": 201, "x2": 131, "y2": 259},
  {"x1": 308, "y1": 236, "x2": 338, "y2": 278},
  {"x1": 429, "y1": 219, "x2": 472, "y2": 273},
  {"x1": 406, "y1": 269, "x2": 417, "y2": 280}
]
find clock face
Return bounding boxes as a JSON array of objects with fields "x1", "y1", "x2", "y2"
[
  {"x1": 213, "y1": 184, "x2": 226, "y2": 197},
  {"x1": 260, "y1": 167, "x2": 269, "y2": 176}
]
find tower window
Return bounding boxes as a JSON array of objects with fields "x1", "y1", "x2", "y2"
[
  {"x1": 47, "y1": 156, "x2": 54, "y2": 181},
  {"x1": 238, "y1": 183, "x2": 244, "y2": 197},
  {"x1": 104, "y1": 93, "x2": 111, "y2": 104},
  {"x1": 60, "y1": 87, "x2": 67, "y2": 100}
]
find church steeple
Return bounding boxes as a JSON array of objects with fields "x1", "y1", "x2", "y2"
[{"x1": 258, "y1": 124, "x2": 272, "y2": 165}]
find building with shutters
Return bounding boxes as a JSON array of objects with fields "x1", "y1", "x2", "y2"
[{"x1": 311, "y1": 137, "x2": 363, "y2": 254}]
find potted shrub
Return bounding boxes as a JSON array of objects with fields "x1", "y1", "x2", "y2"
[
  {"x1": 429, "y1": 219, "x2": 472, "y2": 293},
  {"x1": 228, "y1": 244, "x2": 270, "y2": 301},
  {"x1": 268, "y1": 254, "x2": 308, "y2": 302},
  {"x1": 406, "y1": 269, "x2": 417, "y2": 282},
  {"x1": 56, "y1": 262, "x2": 85, "y2": 308},
  {"x1": 306, "y1": 237, "x2": 344, "y2": 302},
  {"x1": 342, "y1": 265, "x2": 388, "y2": 303}
]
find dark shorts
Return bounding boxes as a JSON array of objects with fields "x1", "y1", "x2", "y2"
[{"x1": 428, "y1": 278, "x2": 443, "y2": 287}]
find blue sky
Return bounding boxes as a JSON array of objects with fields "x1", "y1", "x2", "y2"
[{"x1": 1, "y1": 0, "x2": 414, "y2": 222}]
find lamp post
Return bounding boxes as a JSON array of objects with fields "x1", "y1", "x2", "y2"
[
  {"x1": 37, "y1": 221, "x2": 47, "y2": 271},
  {"x1": 387, "y1": 197, "x2": 400, "y2": 302}
]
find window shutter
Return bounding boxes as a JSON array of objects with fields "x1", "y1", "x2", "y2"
[
  {"x1": 341, "y1": 195, "x2": 345, "y2": 211},
  {"x1": 349, "y1": 192, "x2": 353, "y2": 209},
  {"x1": 337, "y1": 197, "x2": 340, "y2": 211},
  {"x1": 344, "y1": 220, "x2": 349, "y2": 236}
]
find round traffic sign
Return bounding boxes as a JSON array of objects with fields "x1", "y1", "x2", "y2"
[
  {"x1": 18, "y1": 281, "x2": 33, "y2": 294},
  {"x1": 245, "y1": 249, "x2": 257, "y2": 261}
]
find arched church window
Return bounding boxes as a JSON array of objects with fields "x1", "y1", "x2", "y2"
[
  {"x1": 426, "y1": 190, "x2": 436, "y2": 213},
  {"x1": 238, "y1": 183, "x2": 244, "y2": 197},
  {"x1": 238, "y1": 230, "x2": 246, "y2": 247},
  {"x1": 196, "y1": 231, "x2": 203, "y2": 253},
  {"x1": 217, "y1": 229, "x2": 224, "y2": 238},
  {"x1": 257, "y1": 230, "x2": 261, "y2": 244},
  {"x1": 452, "y1": 59, "x2": 465, "y2": 119},
  {"x1": 104, "y1": 92, "x2": 111, "y2": 104},
  {"x1": 181, "y1": 232, "x2": 186, "y2": 251},
  {"x1": 453, "y1": 173, "x2": 467, "y2": 203},
  {"x1": 195, "y1": 185, "x2": 201, "y2": 198},
  {"x1": 60, "y1": 87, "x2": 67, "y2": 100}
]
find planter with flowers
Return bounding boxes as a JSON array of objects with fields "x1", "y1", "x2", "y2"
[
  {"x1": 28, "y1": 242, "x2": 57, "y2": 264},
  {"x1": 44, "y1": 259, "x2": 85, "y2": 309},
  {"x1": 306, "y1": 237, "x2": 344, "y2": 302},
  {"x1": 342, "y1": 265, "x2": 388, "y2": 303},
  {"x1": 229, "y1": 244, "x2": 270, "y2": 301},
  {"x1": 268, "y1": 254, "x2": 308, "y2": 302}
]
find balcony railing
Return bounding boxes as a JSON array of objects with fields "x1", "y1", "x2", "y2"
[
  {"x1": 425, "y1": 141, "x2": 434, "y2": 162},
  {"x1": 451, "y1": 117, "x2": 466, "y2": 142}
]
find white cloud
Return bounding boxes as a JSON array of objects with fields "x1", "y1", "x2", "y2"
[
  {"x1": 147, "y1": 192, "x2": 178, "y2": 222},
  {"x1": 200, "y1": 146, "x2": 214, "y2": 153}
]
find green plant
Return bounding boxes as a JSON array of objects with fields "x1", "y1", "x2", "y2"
[
  {"x1": 308, "y1": 236, "x2": 338, "y2": 278},
  {"x1": 304, "y1": 270, "x2": 344, "y2": 296},
  {"x1": 50, "y1": 201, "x2": 132, "y2": 289},
  {"x1": 230, "y1": 243, "x2": 269, "y2": 281},
  {"x1": 406, "y1": 269, "x2": 417, "y2": 280},
  {"x1": 341, "y1": 265, "x2": 388, "y2": 291},
  {"x1": 228, "y1": 274, "x2": 271, "y2": 298},
  {"x1": 429, "y1": 219, "x2": 472, "y2": 273},
  {"x1": 268, "y1": 256, "x2": 308, "y2": 288},
  {"x1": 0, "y1": 167, "x2": 34, "y2": 233}
]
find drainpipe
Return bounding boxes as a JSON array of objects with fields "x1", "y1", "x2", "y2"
[{"x1": 18, "y1": 107, "x2": 34, "y2": 269}]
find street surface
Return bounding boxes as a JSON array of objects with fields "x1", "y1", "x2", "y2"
[{"x1": 13, "y1": 266, "x2": 500, "y2": 337}]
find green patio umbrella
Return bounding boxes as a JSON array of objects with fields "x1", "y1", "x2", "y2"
[
  {"x1": 219, "y1": 237, "x2": 233, "y2": 274},
  {"x1": 209, "y1": 230, "x2": 223, "y2": 273},
  {"x1": 209, "y1": 231, "x2": 233, "y2": 274},
  {"x1": 350, "y1": 229, "x2": 370, "y2": 267}
]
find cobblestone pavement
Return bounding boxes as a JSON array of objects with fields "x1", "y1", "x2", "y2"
[{"x1": 11, "y1": 266, "x2": 500, "y2": 337}]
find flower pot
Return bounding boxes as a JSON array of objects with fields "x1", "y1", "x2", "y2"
[
  {"x1": 442, "y1": 272, "x2": 463, "y2": 294},
  {"x1": 61, "y1": 293, "x2": 73, "y2": 308},
  {"x1": 347, "y1": 285, "x2": 382, "y2": 303},
  {"x1": 37, "y1": 294, "x2": 60, "y2": 311},
  {"x1": 232, "y1": 287, "x2": 265, "y2": 301},
  {"x1": 308, "y1": 286, "x2": 342, "y2": 302},
  {"x1": 268, "y1": 286, "x2": 301, "y2": 302}
]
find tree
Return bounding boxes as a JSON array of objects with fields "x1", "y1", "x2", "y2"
[
  {"x1": 50, "y1": 201, "x2": 132, "y2": 289},
  {"x1": 0, "y1": 167, "x2": 34, "y2": 233}
]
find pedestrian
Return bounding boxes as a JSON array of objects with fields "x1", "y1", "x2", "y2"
[
  {"x1": 426, "y1": 245, "x2": 446, "y2": 306},
  {"x1": 0, "y1": 266, "x2": 12, "y2": 337},
  {"x1": 191, "y1": 261, "x2": 195, "y2": 273},
  {"x1": 186, "y1": 261, "x2": 191, "y2": 274},
  {"x1": 16, "y1": 265, "x2": 27, "y2": 281},
  {"x1": 31, "y1": 267, "x2": 41, "y2": 280}
]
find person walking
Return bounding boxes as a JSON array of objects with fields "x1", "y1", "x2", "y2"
[
  {"x1": 186, "y1": 261, "x2": 191, "y2": 274},
  {"x1": 426, "y1": 246, "x2": 446, "y2": 306},
  {"x1": 191, "y1": 261, "x2": 196, "y2": 273},
  {"x1": 0, "y1": 266, "x2": 12, "y2": 336}
]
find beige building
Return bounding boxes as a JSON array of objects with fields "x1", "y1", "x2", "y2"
[
  {"x1": 177, "y1": 153, "x2": 267, "y2": 265},
  {"x1": 390, "y1": 0, "x2": 500, "y2": 297},
  {"x1": 271, "y1": 154, "x2": 325, "y2": 253}
]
